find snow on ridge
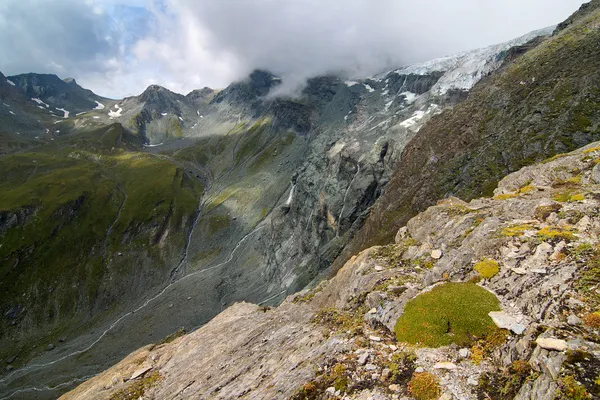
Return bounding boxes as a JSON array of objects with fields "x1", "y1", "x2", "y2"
[
  {"x1": 108, "y1": 104, "x2": 123, "y2": 119},
  {"x1": 32, "y1": 98, "x2": 50, "y2": 108},
  {"x1": 161, "y1": 112, "x2": 168, "y2": 116},
  {"x1": 94, "y1": 101, "x2": 105, "y2": 110},
  {"x1": 9, "y1": 111, "x2": 15, "y2": 115},
  {"x1": 383, "y1": 26, "x2": 554, "y2": 95},
  {"x1": 400, "y1": 92, "x2": 418, "y2": 104},
  {"x1": 364, "y1": 84, "x2": 375, "y2": 93},
  {"x1": 56, "y1": 107, "x2": 70, "y2": 118},
  {"x1": 6, "y1": 79, "x2": 15, "y2": 86},
  {"x1": 344, "y1": 81, "x2": 359, "y2": 87},
  {"x1": 144, "y1": 142, "x2": 164, "y2": 148}
]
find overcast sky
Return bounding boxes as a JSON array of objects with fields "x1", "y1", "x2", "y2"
[{"x1": 0, "y1": 0, "x2": 588, "y2": 98}]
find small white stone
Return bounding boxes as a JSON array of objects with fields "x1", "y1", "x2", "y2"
[
  {"x1": 458, "y1": 348, "x2": 470, "y2": 358},
  {"x1": 374, "y1": 266, "x2": 384, "y2": 272},
  {"x1": 431, "y1": 249, "x2": 443, "y2": 259},
  {"x1": 365, "y1": 363, "x2": 378, "y2": 371},
  {"x1": 440, "y1": 393, "x2": 454, "y2": 400},
  {"x1": 326, "y1": 387, "x2": 336, "y2": 394},
  {"x1": 512, "y1": 268, "x2": 528, "y2": 275},
  {"x1": 468, "y1": 376, "x2": 479, "y2": 386},
  {"x1": 536, "y1": 338, "x2": 568, "y2": 351},
  {"x1": 434, "y1": 362, "x2": 457, "y2": 370},
  {"x1": 389, "y1": 384, "x2": 400, "y2": 392},
  {"x1": 415, "y1": 367, "x2": 425, "y2": 373},
  {"x1": 531, "y1": 268, "x2": 547, "y2": 274},
  {"x1": 389, "y1": 345, "x2": 398, "y2": 351},
  {"x1": 357, "y1": 352, "x2": 369, "y2": 366},
  {"x1": 367, "y1": 308, "x2": 377, "y2": 315},
  {"x1": 369, "y1": 335, "x2": 382, "y2": 342}
]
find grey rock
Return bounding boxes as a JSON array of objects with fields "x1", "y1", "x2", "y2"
[
  {"x1": 45, "y1": 343, "x2": 55, "y2": 351},
  {"x1": 567, "y1": 315, "x2": 583, "y2": 326},
  {"x1": 536, "y1": 338, "x2": 568, "y2": 351},
  {"x1": 592, "y1": 162, "x2": 600, "y2": 184},
  {"x1": 357, "y1": 352, "x2": 369, "y2": 366},
  {"x1": 6, "y1": 355, "x2": 16, "y2": 364},
  {"x1": 365, "y1": 363, "x2": 378, "y2": 371}
]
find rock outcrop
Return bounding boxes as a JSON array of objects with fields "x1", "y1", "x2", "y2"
[{"x1": 63, "y1": 141, "x2": 600, "y2": 400}]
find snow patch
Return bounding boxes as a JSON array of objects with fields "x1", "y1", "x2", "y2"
[
  {"x1": 94, "y1": 101, "x2": 105, "y2": 110},
  {"x1": 56, "y1": 107, "x2": 70, "y2": 118},
  {"x1": 6, "y1": 79, "x2": 15, "y2": 86},
  {"x1": 398, "y1": 104, "x2": 441, "y2": 130},
  {"x1": 364, "y1": 84, "x2": 375, "y2": 93},
  {"x1": 108, "y1": 104, "x2": 123, "y2": 119},
  {"x1": 400, "y1": 92, "x2": 418, "y2": 104},
  {"x1": 384, "y1": 100, "x2": 395, "y2": 112},
  {"x1": 93, "y1": 116, "x2": 100, "y2": 119},
  {"x1": 178, "y1": 116, "x2": 183, "y2": 122},
  {"x1": 344, "y1": 81, "x2": 359, "y2": 87},
  {"x1": 385, "y1": 26, "x2": 554, "y2": 95},
  {"x1": 9, "y1": 111, "x2": 15, "y2": 115},
  {"x1": 32, "y1": 98, "x2": 50, "y2": 108},
  {"x1": 161, "y1": 112, "x2": 168, "y2": 116},
  {"x1": 285, "y1": 184, "x2": 296, "y2": 206},
  {"x1": 144, "y1": 143, "x2": 164, "y2": 148}
]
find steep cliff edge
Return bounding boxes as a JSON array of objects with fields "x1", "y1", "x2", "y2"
[{"x1": 62, "y1": 141, "x2": 600, "y2": 399}]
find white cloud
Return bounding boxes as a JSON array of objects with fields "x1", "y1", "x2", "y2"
[{"x1": 0, "y1": 0, "x2": 589, "y2": 98}]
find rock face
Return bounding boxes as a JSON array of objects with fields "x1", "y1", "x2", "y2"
[
  {"x1": 3, "y1": 3, "x2": 600, "y2": 399},
  {"x1": 342, "y1": 0, "x2": 600, "y2": 266},
  {"x1": 62, "y1": 140, "x2": 600, "y2": 400},
  {"x1": 0, "y1": 19, "x2": 554, "y2": 400}
]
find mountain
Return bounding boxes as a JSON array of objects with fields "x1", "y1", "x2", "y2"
[
  {"x1": 8, "y1": 73, "x2": 107, "y2": 114},
  {"x1": 61, "y1": 138, "x2": 600, "y2": 400},
  {"x1": 2, "y1": 2, "x2": 600, "y2": 398}
]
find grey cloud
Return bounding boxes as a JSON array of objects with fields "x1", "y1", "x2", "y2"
[
  {"x1": 0, "y1": 0, "x2": 589, "y2": 98},
  {"x1": 0, "y1": 0, "x2": 120, "y2": 78},
  {"x1": 169, "y1": 0, "x2": 587, "y2": 90}
]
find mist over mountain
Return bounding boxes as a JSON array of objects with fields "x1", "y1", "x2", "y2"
[
  {"x1": 0, "y1": 0, "x2": 587, "y2": 97},
  {"x1": 2, "y1": 1, "x2": 600, "y2": 399}
]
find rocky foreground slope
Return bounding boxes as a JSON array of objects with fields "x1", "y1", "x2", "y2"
[
  {"x1": 63, "y1": 141, "x2": 600, "y2": 399},
  {"x1": 0, "y1": 19, "x2": 554, "y2": 400}
]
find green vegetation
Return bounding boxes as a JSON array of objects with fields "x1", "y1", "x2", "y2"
[
  {"x1": 312, "y1": 305, "x2": 367, "y2": 337},
  {"x1": 500, "y1": 223, "x2": 535, "y2": 237},
  {"x1": 536, "y1": 226, "x2": 577, "y2": 242},
  {"x1": 0, "y1": 127, "x2": 204, "y2": 362},
  {"x1": 474, "y1": 259, "x2": 500, "y2": 279},
  {"x1": 534, "y1": 204, "x2": 563, "y2": 220},
  {"x1": 408, "y1": 372, "x2": 441, "y2": 400},
  {"x1": 109, "y1": 371, "x2": 163, "y2": 400},
  {"x1": 555, "y1": 375, "x2": 591, "y2": 400},
  {"x1": 553, "y1": 190, "x2": 586, "y2": 203},
  {"x1": 157, "y1": 327, "x2": 186, "y2": 345},
  {"x1": 387, "y1": 351, "x2": 417, "y2": 383},
  {"x1": 207, "y1": 214, "x2": 231, "y2": 235},
  {"x1": 291, "y1": 363, "x2": 351, "y2": 399},
  {"x1": 394, "y1": 283, "x2": 500, "y2": 347},
  {"x1": 477, "y1": 360, "x2": 537, "y2": 399}
]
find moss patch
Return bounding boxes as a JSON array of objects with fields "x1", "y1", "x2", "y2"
[
  {"x1": 408, "y1": 372, "x2": 441, "y2": 400},
  {"x1": 109, "y1": 371, "x2": 163, "y2": 400},
  {"x1": 474, "y1": 259, "x2": 500, "y2": 279},
  {"x1": 394, "y1": 282, "x2": 500, "y2": 347}
]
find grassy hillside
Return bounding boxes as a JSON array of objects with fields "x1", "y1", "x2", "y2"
[{"x1": 0, "y1": 124, "x2": 204, "y2": 364}]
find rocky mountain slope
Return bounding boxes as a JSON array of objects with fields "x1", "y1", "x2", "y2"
[
  {"x1": 62, "y1": 139, "x2": 600, "y2": 400},
  {"x1": 340, "y1": 0, "x2": 600, "y2": 266},
  {"x1": 1, "y1": 3, "x2": 597, "y2": 398}
]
